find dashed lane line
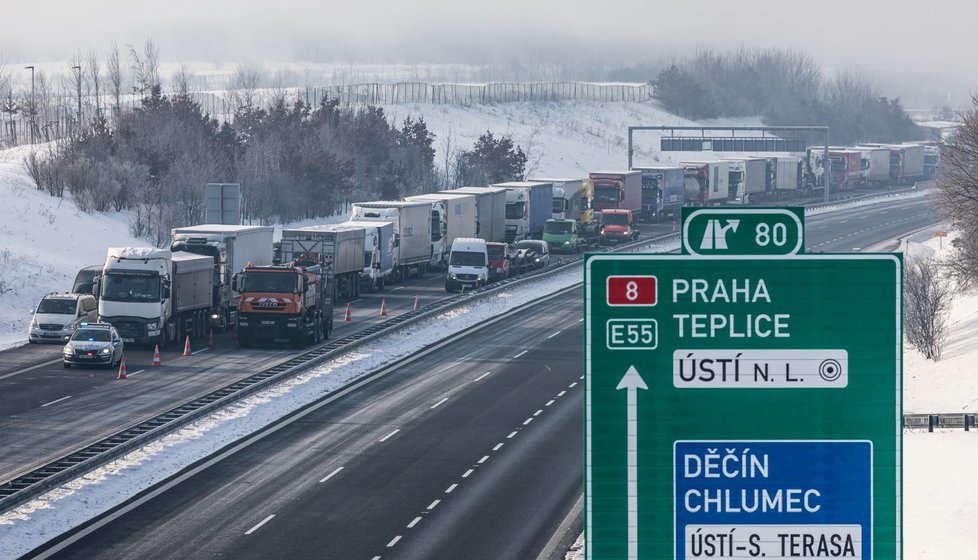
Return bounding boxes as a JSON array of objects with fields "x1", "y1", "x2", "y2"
[
  {"x1": 41, "y1": 395, "x2": 72, "y2": 407},
  {"x1": 474, "y1": 371, "x2": 492, "y2": 381},
  {"x1": 379, "y1": 429, "x2": 400, "y2": 442},
  {"x1": 319, "y1": 466, "x2": 344, "y2": 483},
  {"x1": 407, "y1": 516, "x2": 422, "y2": 528},
  {"x1": 462, "y1": 469, "x2": 474, "y2": 478},
  {"x1": 513, "y1": 350, "x2": 528, "y2": 359},
  {"x1": 244, "y1": 514, "x2": 275, "y2": 535},
  {"x1": 430, "y1": 397, "x2": 449, "y2": 409},
  {"x1": 427, "y1": 499, "x2": 441, "y2": 510},
  {"x1": 387, "y1": 536, "x2": 402, "y2": 547},
  {"x1": 546, "y1": 331, "x2": 560, "y2": 339},
  {"x1": 445, "y1": 484, "x2": 458, "y2": 493},
  {"x1": 477, "y1": 455, "x2": 490, "y2": 464},
  {"x1": 493, "y1": 443, "x2": 503, "y2": 451}
]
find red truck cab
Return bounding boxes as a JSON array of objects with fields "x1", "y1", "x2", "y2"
[{"x1": 598, "y1": 209, "x2": 640, "y2": 245}]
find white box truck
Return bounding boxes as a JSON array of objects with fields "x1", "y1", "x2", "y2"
[
  {"x1": 170, "y1": 224, "x2": 274, "y2": 331},
  {"x1": 438, "y1": 186, "x2": 507, "y2": 242},
  {"x1": 352, "y1": 201, "x2": 433, "y2": 281},
  {"x1": 97, "y1": 247, "x2": 214, "y2": 346}
]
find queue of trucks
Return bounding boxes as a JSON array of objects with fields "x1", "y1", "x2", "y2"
[{"x1": 81, "y1": 136, "x2": 937, "y2": 349}]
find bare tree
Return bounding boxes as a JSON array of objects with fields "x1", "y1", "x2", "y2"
[
  {"x1": 172, "y1": 63, "x2": 193, "y2": 96},
  {"x1": 107, "y1": 42, "x2": 123, "y2": 115},
  {"x1": 229, "y1": 65, "x2": 263, "y2": 112},
  {"x1": 87, "y1": 49, "x2": 102, "y2": 118},
  {"x1": 439, "y1": 125, "x2": 458, "y2": 189},
  {"x1": 129, "y1": 39, "x2": 160, "y2": 97},
  {"x1": 520, "y1": 126, "x2": 545, "y2": 180},
  {"x1": 904, "y1": 256, "x2": 954, "y2": 361},
  {"x1": 936, "y1": 95, "x2": 978, "y2": 286}
]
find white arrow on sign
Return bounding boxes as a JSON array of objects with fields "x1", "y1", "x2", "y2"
[{"x1": 616, "y1": 365, "x2": 648, "y2": 560}]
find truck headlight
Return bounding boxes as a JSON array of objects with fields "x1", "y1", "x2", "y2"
[{"x1": 146, "y1": 322, "x2": 159, "y2": 330}]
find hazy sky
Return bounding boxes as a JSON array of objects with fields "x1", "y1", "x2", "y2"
[{"x1": 3, "y1": 0, "x2": 975, "y2": 99}]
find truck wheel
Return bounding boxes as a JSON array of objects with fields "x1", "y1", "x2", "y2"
[
  {"x1": 63, "y1": 362, "x2": 71, "y2": 368},
  {"x1": 378, "y1": 278, "x2": 385, "y2": 291}
]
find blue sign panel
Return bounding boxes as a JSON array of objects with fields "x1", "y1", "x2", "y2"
[{"x1": 674, "y1": 440, "x2": 872, "y2": 559}]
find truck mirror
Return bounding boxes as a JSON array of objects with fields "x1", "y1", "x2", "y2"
[
  {"x1": 393, "y1": 234, "x2": 400, "y2": 248},
  {"x1": 302, "y1": 277, "x2": 308, "y2": 292},
  {"x1": 232, "y1": 274, "x2": 240, "y2": 292},
  {"x1": 162, "y1": 280, "x2": 171, "y2": 300},
  {"x1": 373, "y1": 262, "x2": 381, "y2": 270}
]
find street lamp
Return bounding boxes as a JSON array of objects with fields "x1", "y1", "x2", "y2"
[
  {"x1": 72, "y1": 64, "x2": 82, "y2": 133},
  {"x1": 24, "y1": 65, "x2": 35, "y2": 144}
]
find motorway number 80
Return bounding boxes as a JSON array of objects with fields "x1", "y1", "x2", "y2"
[{"x1": 606, "y1": 319, "x2": 658, "y2": 351}]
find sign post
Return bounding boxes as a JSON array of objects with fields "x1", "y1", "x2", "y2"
[{"x1": 585, "y1": 209, "x2": 901, "y2": 559}]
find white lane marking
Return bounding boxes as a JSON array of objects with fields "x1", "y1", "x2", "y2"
[
  {"x1": 478, "y1": 455, "x2": 490, "y2": 464},
  {"x1": 445, "y1": 483, "x2": 458, "y2": 493},
  {"x1": 391, "y1": 286, "x2": 405, "y2": 291},
  {"x1": 533, "y1": 409, "x2": 543, "y2": 416},
  {"x1": 507, "y1": 431, "x2": 518, "y2": 439},
  {"x1": 407, "y1": 516, "x2": 422, "y2": 528},
  {"x1": 523, "y1": 418, "x2": 533, "y2": 425},
  {"x1": 379, "y1": 429, "x2": 400, "y2": 442},
  {"x1": 430, "y1": 397, "x2": 449, "y2": 409},
  {"x1": 579, "y1": 375, "x2": 584, "y2": 379},
  {"x1": 0, "y1": 357, "x2": 63, "y2": 380},
  {"x1": 41, "y1": 395, "x2": 72, "y2": 407},
  {"x1": 349, "y1": 299, "x2": 362, "y2": 304},
  {"x1": 493, "y1": 443, "x2": 503, "y2": 451},
  {"x1": 462, "y1": 469, "x2": 474, "y2": 478},
  {"x1": 546, "y1": 331, "x2": 560, "y2": 339},
  {"x1": 319, "y1": 466, "x2": 344, "y2": 483},
  {"x1": 427, "y1": 499, "x2": 441, "y2": 510},
  {"x1": 372, "y1": 557, "x2": 381, "y2": 560},
  {"x1": 474, "y1": 371, "x2": 492, "y2": 382},
  {"x1": 245, "y1": 514, "x2": 275, "y2": 535},
  {"x1": 569, "y1": 382, "x2": 578, "y2": 388},
  {"x1": 194, "y1": 348, "x2": 209, "y2": 354},
  {"x1": 545, "y1": 400, "x2": 555, "y2": 406},
  {"x1": 578, "y1": 318, "x2": 584, "y2": 322},
  {"x1": 513, "y1": 350, "x2": 528, "y2": 359},
  {"x1": 387, "y1": 536, "x2": 402, "y2": 547},
  {"x1": 557, "y1": 391, "x2": 566, "y2": 397}
]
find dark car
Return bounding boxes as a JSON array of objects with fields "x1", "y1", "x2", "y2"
[{"x1": 512, "y1": 239, "x2": 551, "y2": 271}]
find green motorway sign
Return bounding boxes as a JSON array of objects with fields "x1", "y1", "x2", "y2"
[
  {"x1": 681, "y1": 208, "x2": 805, "y2": 256},
  {"x1": 585, "y1": 253, "x2": 902, "y2": 559}
]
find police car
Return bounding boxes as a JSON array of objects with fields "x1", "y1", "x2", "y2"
[{"x1": 62, "y1": 323, "x2": 125, "y2": 369}]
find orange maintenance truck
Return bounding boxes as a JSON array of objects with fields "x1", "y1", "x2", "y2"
[{"x1": 233, "y1": 259, "x2": 333, "y2": 348}]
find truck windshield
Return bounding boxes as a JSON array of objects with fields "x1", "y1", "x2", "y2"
[
  {"x1": 552, "y1": 199, "x2": 564, "y2": 214},
  {"x1": 37, "y1": 298, "x2": 77, "y2": 314},
  {"x1": 505, "y1": 202, "x2": 525, "y2": 219},
  {"x1": 449, "y1": 251, "x2": 485, "y2": 267},
  {"x1": 594, "y1": 186, "x2": 620, "y2": 203},
  {"x1": 602, "y1": 213, "x2": 628, "y2": 226},
  {"x1": 240, "y1": 271, "x2": 299, "y2": 293},
  {"x1": 100, "y1": 272, "x2": 160, "y2": 303},
  {"x1": 487, "y1": 245, "x2": 505, "y2": 259},
  {"x1": 544, "y1": 221, "x2": 573, "y2": 234}
]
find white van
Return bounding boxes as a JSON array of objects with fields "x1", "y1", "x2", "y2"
[
  {"x1": 445, "y1": 238, "x2": 489, "y2": 292},
  {"x1": 29, "y1": 292, "x2": 98, "y2": 343}
]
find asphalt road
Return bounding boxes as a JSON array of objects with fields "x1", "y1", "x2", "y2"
[{"x1": 39, "y1": 288, "x2": 585, "y2": 560}]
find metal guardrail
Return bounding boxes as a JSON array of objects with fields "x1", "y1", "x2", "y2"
[{"x1": 904, "y1": 414, "x2": 977, "y2": 431}]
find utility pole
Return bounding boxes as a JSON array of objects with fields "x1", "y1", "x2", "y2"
[
  {"x1": 24, "y1": 65, "x2": 35, "y2": 144},
  {"x1": 72, "y1": 65, "x2": 82, "y2": 134}
]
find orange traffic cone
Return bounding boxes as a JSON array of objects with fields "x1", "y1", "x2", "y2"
[
  {"x1": 413, "y1": 294, "x2": 420, "y2": 311},
  {"x1": 208, "y1": 329, "x2": 215, "y2": 349},
  {"x1": 344, "y1": 303, "x2": 352, "y2": 322},
  {"x1": 151, "y1": 344, "x2": 162, "y2": 366},
  {"x1": 116, "y1": 357, "x2": 128, "y2": 380},
  {"x1": 182, "y1": 335, "x2": 192, "y2": 356},
  {"x1": 379, "y1": 298, "x2": 388, "y2": 317}
]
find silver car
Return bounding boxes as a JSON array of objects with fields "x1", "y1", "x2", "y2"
[{"x1": 62, "y1": 323, "x2": 125, "y2": 369}]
